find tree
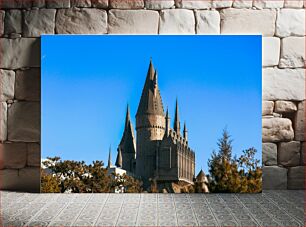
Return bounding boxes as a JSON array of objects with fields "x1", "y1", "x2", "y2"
[
  {"x1": 237, "y1": 148, "x2": 262, "y2": 193},
  {"x1": 111, "y1": 173, "x2": 143, "y2": 193},
  {"x1": 41, "y1": 157, "x2": 143, "y2": 193},
  {"x1": 41, "y1": 169, "x2": 61, "y2": 193},
  {"x1": 208, "y1": 129, "x2": 262, "y2": 193},
  {"x1": 217, "y1": 128, "x2": 233, "y2": 160}
]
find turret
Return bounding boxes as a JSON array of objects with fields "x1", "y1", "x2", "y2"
[
  {"x1": 135, "y1": 59, "x2": 165, "y2": 181},
  {"x1": 107, "y1": 146, "x2": 112, "y2": 169},
  {"x1": 117, "y1": 104, "x2": 136, "y2": 172},
  {"x1": 174, "y1": 98, "x2": 180, "y2": 135},
  {"x1": 165, "y1": 107, "x2": 170, "y2": 137},
  {"x1": 183, "y1": 121, "x2": 188, "y2": 141}
]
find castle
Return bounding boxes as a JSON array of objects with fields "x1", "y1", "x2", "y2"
[{"x1": 110, "y1": 59, "x2": 196, "y2": 189}]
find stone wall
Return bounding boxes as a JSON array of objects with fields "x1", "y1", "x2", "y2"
[{"x1": 0, "y1": 0, "x2": 304, "y2": 192}]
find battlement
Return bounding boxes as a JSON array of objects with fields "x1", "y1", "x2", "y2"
[{"x1": 168, "y1": 129, "x2": 195, "y2": 156}]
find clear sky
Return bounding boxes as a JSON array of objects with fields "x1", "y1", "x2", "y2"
[{"x1": 42, "y1": 35, "x2": 262, "y2": 174}]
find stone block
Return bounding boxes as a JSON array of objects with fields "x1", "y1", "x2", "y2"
[
  {"x1": 262, "y1": 118, "x2": 294, "y2": 142},
  {"x1": 232, "y1": 0, "x2": 253, "y2": 8},
  {"x1": 8, "y1": 102, "x2": 40, "y2": 142},
  {"x1": 145, "y1": 0, "x2": 175, "y2": 9},
  {"x1": 275, "y1": 101, "x2": 297, "y2": 113},
  {"x1": 91, "y1": 0, "x2": 108, "y2": 8},
  {"x1": 27, "y1": 143, "x2": 40, "y2": 167},
  {"x1": 56, "y1": 8, "x2": 107, "y2": 34},
  {"x1": 288, "y1": 166, "x2": 304, "y2": 189},
  {"x1": 0, "y1": 0, "x2": 32, "y2": 9},
  {"x1": 0, "y1": 10, "x2": 4, "y2": 35},
  {"x1": 32, "y1": 0, "x2": 46, "y2": 8},
  {"x1": 263, "y1": 166, "x2": 287, "y2": 189},
  {"x1": 0, "y1": 38, "x2": 40, "y2": 69},
  {"x1": 276, "y1": 9, "x2": 305, "y2": 37},
  {"x1": 175, "y1": 0, "x2": 212, "y2": 9},
  {"x1": 262, "y1": 143, "x2": 277, "y2": 166},
  {"x1": 294, "y1": 101, "x2": 305, "y2": 141},
  {"x1": 108, "y1": 10, "x2": 159, "y2": 34},
  {"x1": 0, "y1": 69, "x2": 15, "y2": 102},
  {"x1": 280, "y1": 37, "x2": 305, "y2": 68},
  {"x1": 0, "y1": 143, "x2": 27, "y2": 169},
  {"x1": 211, "y1": 0, "x2": 233, "y2": 8},
  {"x1": 195, "y1": 10, "x2": 220, "y2": 34},
  {"x1": 278, "y1": 141, "x2": 301, "y2": 167},
  {"x1": 284, "y1": 0, "x2": 304, "y2": 8},
  {"x1": 159, "y1": 9, "x2": 195, "y2": 34},
  {"x1": 262, "y1": 101, "x2": 274, "y2": 115},
  {"x1": 0, "y1": 102, "x2": 7, "y2": 142},
  {"x1": 262, "y1": 68, "x2": 305, "y2": 101},
  {"x1": 4, "y1": 9, "x2": 22, "y2": 34},
  {"x1": 23, "y1": 9, "x2": 56, "y2": 37},
  {"x1": 0, "y1": 167, "x2": 40, "y2": 192},
  {"x1": 15, "y1": 68, "x2": 41, "y2": 101},
  {"x1": 220, "y1": 9, "x2": 276, "y2": 36},
  {"x1": 46, "y1": 0, "x2": 70, "y2": 8},
  {"x1": 253, "y1": 0, "x2": 284, "y2": 8},
  {"x1": 71, "y1": 0, "x2": 91, "y2": 7},
  {"x1": 109, "y1": 0, "x2": 144, "y2": 8},
  {"x1": 262, "y1": 37, "x2": 280, "y2": 66}
]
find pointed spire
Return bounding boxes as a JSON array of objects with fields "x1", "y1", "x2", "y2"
[
  {"x1": 115, "y1": 148, "x2": 122, "y2": 168},
  {"x1": 107, "y1": 145, "x2": 112, "y2": 169},
  {"x1": 174, "y1": 98, "x2": 180, "y2": 135},
  {"x1": 166, "y1": 107, "x2": 169, "y2": 119},
  {"x1": 183, "y1": 121, "x2": 188, "y2": 141},
  {"x1": 120, "y1": 104, "x2": 136, "y2": 151},
  {"x1": 165, "y1": 106, "x2": 170, "y2": 137},
  {"x1": 125, "y1": 104, "x2": 131, "y2": 129},
  {"x1": 148, "y1": 58, "x2": 155, "y2": 80},
  {"x1": 136, "y1": 59, "x2": 164, "y2": 116},
  {"x1": 153, "y1": 70, "x2": 158, "y2": 97}
]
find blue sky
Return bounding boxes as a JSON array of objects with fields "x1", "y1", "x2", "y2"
[{"x1": 42, "y1": 35, "x2": 262, "y2": 174}]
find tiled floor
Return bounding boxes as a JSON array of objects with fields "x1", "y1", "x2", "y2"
[{"x1": 1, "y1": 190, "x2": 304, "y2": 226}]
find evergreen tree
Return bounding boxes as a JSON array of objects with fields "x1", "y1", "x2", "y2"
[
  {"x1": 208, "y1": 129, "x2": 262, "y2": 193},
  {"x1": 217, "y1": 128, "x2": 233, "y2": 160}
]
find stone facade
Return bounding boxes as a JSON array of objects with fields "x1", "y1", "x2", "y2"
[{"x1": 0, "y1": 0, "x2": 304, "y2": 192}]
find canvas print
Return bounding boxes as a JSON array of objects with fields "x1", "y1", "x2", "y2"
[{"x1": 41, "y1": 35, "x2": 262, "y2": 193}]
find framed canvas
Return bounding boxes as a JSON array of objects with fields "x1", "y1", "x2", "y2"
[{"x1": 41, "y1": 35, "x2": 262, "y2": 193}]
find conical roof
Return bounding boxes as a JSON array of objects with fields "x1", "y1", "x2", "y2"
[
  {"x1": 174, "y1": 98, "x2": 180, "y2": 134},
  {"x1": 196, "y1": 169, "x2": 208, "y2": 183},
  {"x1": 119, "y1": 104, "x2": 136, "y2": 154},
  {"x1": 107, "y1": 146, "x2": 112, "y2": 168},
  {"x1": 183, "y1": 121, "x2": 187, "y2": 133},
  {"x1": 136, "y1": 59, "x2": 164, "y2": 116}
]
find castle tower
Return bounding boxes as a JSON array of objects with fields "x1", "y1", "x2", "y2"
[
  {"x1": 195, "y1": 169, "x2": 209, "y2": 193},
  {"x1": 135, "y1": 59, "x2": 165, "y2": 182},
  {"x1": 174, "y1": 98, "x2": 180, "y2": 135},
  {"x1": 183, "y1": 121, "x2": 188, "y2": 141},
  {"x1": 117, "y1": 104, "x2": 136, "y2": 172}
]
